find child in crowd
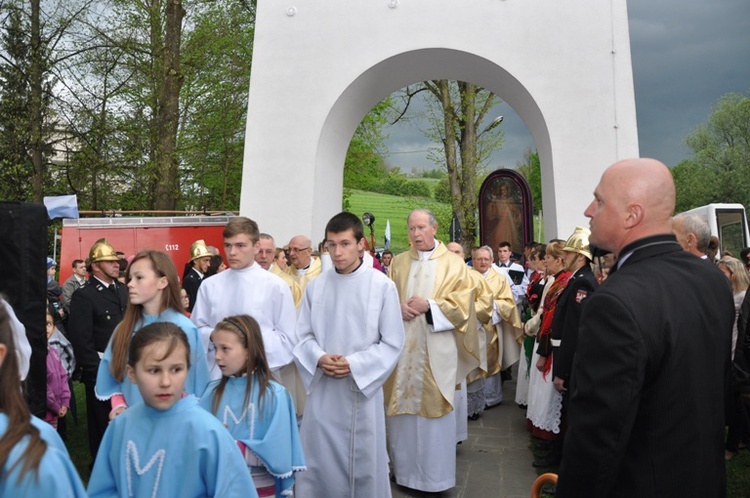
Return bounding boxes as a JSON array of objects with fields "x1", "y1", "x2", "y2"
[
  {"x1": 0, "y1": 305, "x2": 87, "y2": 496},
  {"x1": 200, "y1": 315, "x2": 305, "y2": 497},
  {"x1": 45, "y1": 311, "x2": 70, "y2": 429},
  {"x1": 88, "y1": 321, "x2": 255, "y2": 497},
  {"x1": 47, "y1": 310, "x2": 76, "y2": 440},
  {"x1": 47, "y1": 311, "x2": 76, "y2": 378},
  {"x1": 96, "y1": 250, "x2": 210, "y2": 418},
  {"x1": 180, "y1": 287, "x2": 191, "y2": 317}
]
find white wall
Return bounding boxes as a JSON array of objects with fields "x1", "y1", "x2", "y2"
[{"x1": 241, "y1": 0, "x2": 639, "y2": 245}]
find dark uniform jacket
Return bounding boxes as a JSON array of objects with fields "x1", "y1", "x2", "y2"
[
  {"x1": 182, "y1": 268, "x2": 202, "y2": 313},
  {"x1": 557, "y1": 234, "x2": 734, "y2": 498},
  {"x1": 551, "y1": 264, "x2": 598, "y2": 389},
  {"x1": 68, "y1": 276, "x2": 128, "y2": 384}
]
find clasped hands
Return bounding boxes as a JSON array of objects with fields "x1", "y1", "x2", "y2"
[
  {"x1": 401, "y1": 295, "x2": 429, "y2": 321},
  {"x1": 318, "y1": 354, "x2": 351, "y2": 378}
]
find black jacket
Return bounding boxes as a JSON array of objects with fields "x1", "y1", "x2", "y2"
[
  {"x1": 67, "y1": 277, "x2": 128, "y2": 384},
  {"x1": 182, "y1": 269, "x2": 202, "y2": 313},
  {"x1": 551, "y1": 264, "x2": 598, "y2": 388},
  {"x1": 558, "y1": 234, "x2": 734, "y2": 498}
]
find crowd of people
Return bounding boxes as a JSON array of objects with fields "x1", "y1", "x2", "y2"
[{"x1": 0, "y1": 157, "x2": 746, "y2": 497}]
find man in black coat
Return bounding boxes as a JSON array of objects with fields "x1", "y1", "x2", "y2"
[
  {"x1": 182, "y1": 239, "x2": 212, "y2": 312},
  {"x1": 557, "y1": 159, "x2": 734, "y2": 497},
  {"x1": 68, "y1": 239, "x2": 128, "y2": 465}
]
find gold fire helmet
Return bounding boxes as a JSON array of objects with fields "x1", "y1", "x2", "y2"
[
  {"x1": 88, "y1": 238, "x2": 119, "y2": 264},
  {"x1": 189, "y1": 240, "x2": 212, "y2": 262},
  {"x1": 562, "y1": 226, "x2": 592, "y2": 260}
]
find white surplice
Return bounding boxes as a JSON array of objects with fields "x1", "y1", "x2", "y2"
[
  {"x1": 191, "y1": 263, "x2": 297, "y2": 378},
  {"x1": 294, "y1": 262, "x2": 404, "y2": 498}
]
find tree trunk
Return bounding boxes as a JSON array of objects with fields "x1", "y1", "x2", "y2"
[
  {"x1": 29, "y1": 0, "x2": 44, "y2": 203},
  {"x1": 458, "y1": 82, "x2": 478, "y2": 252},
  {"x1": 153, "y1": 0, "x2": 185, "y2": 210}
]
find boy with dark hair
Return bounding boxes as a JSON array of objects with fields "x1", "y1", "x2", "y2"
[{"x1": 294, "y1": 211, "x2": 404, "y2": 496}]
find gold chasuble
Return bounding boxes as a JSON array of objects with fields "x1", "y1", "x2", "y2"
[
  {"x1": 483, "y1": 268, "x2": 523, "y2": 375},
  {"x1": 284, "y1": 256, "x2": 322, "y2": 290},
  {"x1": 384, "y1": 242, "x2": 480, "y2": 418},
  {"x1": 466, "y1": 271, "x2": 494, "y2": 384},
  {"x1": 271, "y1": 265, "x2": 303, "y2": 307}
]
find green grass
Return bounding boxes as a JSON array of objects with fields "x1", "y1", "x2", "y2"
[
  {"x1": 727, "y1": 448, "x2": 750, "y2": 497},
  {"x1": 347, "y1": 188, "x2": 546, "y2": 253},
  {"x1": 65, "y1": 381, "x2": 92, "y2": 484},
  {"x1": 406, "y1": 177, "x2": 441, "y2": 194},
  {"x1": 347, "y1": 189, "x2": 446, "y2": 253}
]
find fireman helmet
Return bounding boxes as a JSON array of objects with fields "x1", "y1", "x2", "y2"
[
  {"x1": 189, "y1": 240, "x2": 212, "y2": 262},
  {"x1": 88, "y1": 239, "x2": 119, "y2": 263},
  {"x1": 562, "y1": 226, "x2": 592, "y2": 260}
]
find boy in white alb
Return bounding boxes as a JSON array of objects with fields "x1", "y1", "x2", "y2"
[
  {"x1": 294, "y1": 212, "x2": 404, "y2": 497},
  {"x1": 191, "y1": 217, "x2": 297, "y2": 379}
]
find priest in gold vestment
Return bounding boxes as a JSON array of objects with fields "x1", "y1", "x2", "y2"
[
  {"x1": 384, "y1": 210, "x2": 479, "y2": 493},
  {"x1": 285, "y1": 235, "x2": 322, "y2": 290},
  {"x1": 472, "y1": 245, "x2": 524, "y2": 409}
]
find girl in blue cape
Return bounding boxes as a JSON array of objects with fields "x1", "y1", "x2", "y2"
[
  {"x1": 96, "y1": 250, "x2": 210, "y2": 417},
  {"x1": 88, "y1": 321, "x2": 256, "y2": 497},
  {"x1": 200, "y1": 315, "x2": 305, "y2": 497},
  {"x1": 0, "y1": 302, "x2": 87, "y2": 497}
]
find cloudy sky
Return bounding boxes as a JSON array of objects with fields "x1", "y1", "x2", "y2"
[{"x1": 383, "y1": 0, "x2": 750, "y2": 172}]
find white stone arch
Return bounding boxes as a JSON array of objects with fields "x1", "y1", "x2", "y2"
[{"x1": 241, "y1": 0, "x2": 639, "y2": 244}]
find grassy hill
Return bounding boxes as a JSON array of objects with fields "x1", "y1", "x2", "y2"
[
  {"x1": 346, "y1": 188, "x2": 545, "y2": 254},
  {"x1": 346, "y1": 189, "x2": 448, "y2": 253}
]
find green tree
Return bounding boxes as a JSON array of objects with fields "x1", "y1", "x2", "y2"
[
  {"x1": 671, "y1": 159, "x2": 715, "y2": 213},
  {"x1": 0, "y1": 0, "x2": 80, "y2": 202},
  {"x1": 344, "y1": 99, "x2": 392, "y2": 191},
  {"x1": 516, "y1": 147, "x2": 542, "y2": 213},
  {"x1": 421, "y1": 80, "x2": 504, "y2": 252},
  {"x1": 0, "y1": 5, "x2": 33, "y2": 201},
  {"x1": 179, "y1": 0, "x2": 255, "y2": 211},
  {"x1": 679, "y1": 91, "x2": 750, "y2": 211}
]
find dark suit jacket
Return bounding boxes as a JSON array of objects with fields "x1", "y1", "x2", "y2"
[
  {"x1": 557, "y1": 234, "x2": 734, "y2": 498},
  {"x1": 183, "y1": 269, "x2": 202, "y2": 312},
  {"x1": 551, "y1": 264, "x2": 598, "y2": 387},
  {"x1": 67, "y1": 277, "x2": 128, "y2": 384}
]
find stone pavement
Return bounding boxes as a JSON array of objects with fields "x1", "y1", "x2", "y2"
[{"x1": 391, "y1": 372, "x2": 541, "y2": 498}]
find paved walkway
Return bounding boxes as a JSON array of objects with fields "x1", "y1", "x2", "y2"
[{"x1": 391, "y1": 372, "x2": 540, "y2": 497}]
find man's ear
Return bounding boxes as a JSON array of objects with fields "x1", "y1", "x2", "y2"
[
  {"x1": 623, "y1": 202, "x2": 644, "y2": 229},
  {"x1": 686, "y1": 233, "x2": 698, "y2": 249}
]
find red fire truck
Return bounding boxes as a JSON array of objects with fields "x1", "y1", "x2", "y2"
[{"x1": 58, "y1": 215, "x2": 234, "y2": 282}]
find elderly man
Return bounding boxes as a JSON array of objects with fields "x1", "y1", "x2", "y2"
[
  {"x1": 285, "y1": 234, "x2": 322, "y2": 289},
  {"x1": 557, "y1": 159, "x2": 734, "y2": 497},
  {"x1": 446, "y1": 242, "x2": 488, "y2": 437},
  {"x1": 472, "y1": 245, "x2": 523, "y2": 409},
  {"x1": 672, "y1": 212, "x2": 712, "y2": 260},
  {"x1": 384, "y1": 210, "x2": 479, "y2": 493},
  {"x1": 256, "y1": 233, "x2": 302, "y2": 305}
]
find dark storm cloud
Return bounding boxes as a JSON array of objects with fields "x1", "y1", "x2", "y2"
[
  {"x1": 384, "y1": 0, "x2": 750, "y2": 170},
  {"x1": 622, "y1": 0, "x2": 750, "y2": 165}
]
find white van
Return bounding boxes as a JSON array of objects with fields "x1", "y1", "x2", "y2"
[{"x1": 683, "y1": 203, "x2": 749, "y2": 257}]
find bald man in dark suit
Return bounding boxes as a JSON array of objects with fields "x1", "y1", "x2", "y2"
[{"x1": 557, "y1": 159, "x2": 734, "y2": 497}]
